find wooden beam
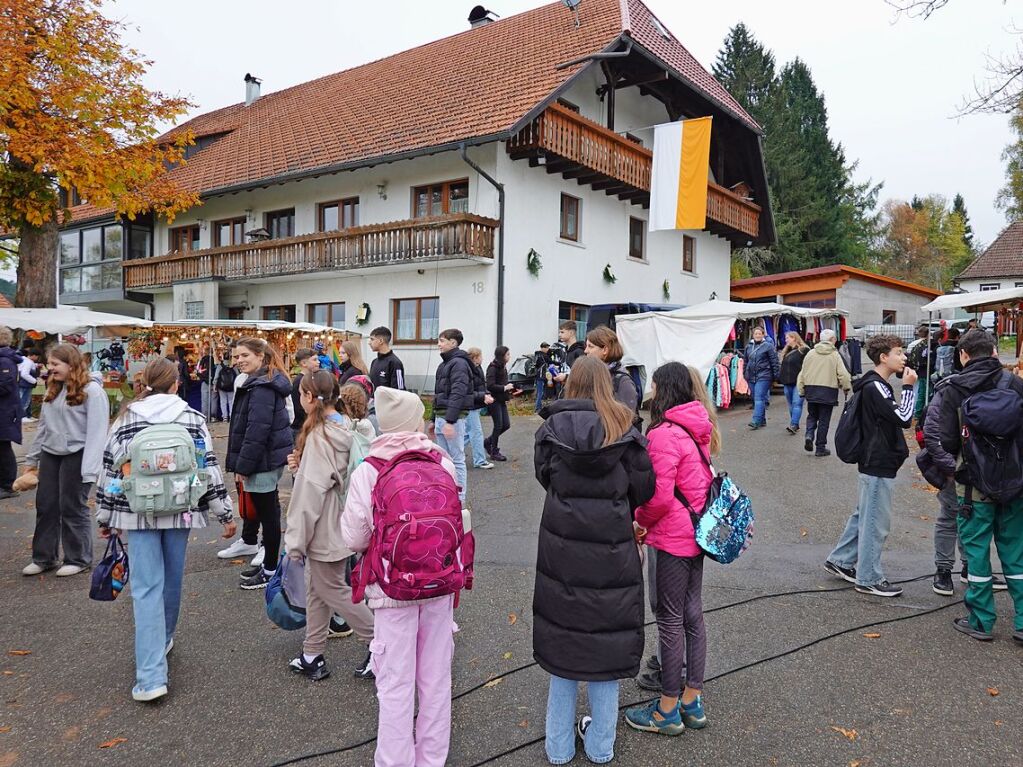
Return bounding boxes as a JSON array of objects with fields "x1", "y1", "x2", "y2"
[{"x1": 615, "y1": 71, "x2": 670, "y2": 90}]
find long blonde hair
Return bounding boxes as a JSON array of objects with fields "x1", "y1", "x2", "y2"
[
  {"x1": 687, "y1": 365, "x2": 722, "y2": 456},
  {"x1": 118, "y1": 357, "x2": 177, "y2": 419},
  {"x1": 44, "y1": 343, "x2": 91, "y2": 407},
  {"x1": 342, "y1": 340, "x2": 369, "y2": 375},
  {"x1": 780, "y1": 331, "x2": 808, "y2": 361},
  {"x1": 564, "y1": 356, "x2": 634, "y2": 446}
]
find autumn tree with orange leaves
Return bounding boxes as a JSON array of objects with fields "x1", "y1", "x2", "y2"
[{"x1": 0, "y1": 0, "x2": 197, "y2": 307}]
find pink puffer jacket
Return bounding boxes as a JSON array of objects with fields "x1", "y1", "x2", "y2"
[{"x1": 635, "y1": 402, "x2": 715, "y2": 558}]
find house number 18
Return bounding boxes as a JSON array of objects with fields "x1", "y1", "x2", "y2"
[{"x1": 472, "y1": 281, "x2": 485, "y2": 294}]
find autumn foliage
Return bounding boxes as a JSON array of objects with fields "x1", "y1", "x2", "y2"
[{"x1": 0, "y1": 0, "x2": 198, "y2": 305}]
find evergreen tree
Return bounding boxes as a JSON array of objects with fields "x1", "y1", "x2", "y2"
[
  {"x1": 712, "y1": 23, "x2": 777, "y2": 119},
  {"x1": 951, "y1": 193, "x2": 974, "y2": 249},
  {"x1": 996, "y1": 106, "x2": 1023, "y2": 222}
]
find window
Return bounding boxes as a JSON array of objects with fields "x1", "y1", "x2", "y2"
[
  {"x1": 980, "y1": 283, "x2": 1001, "y2": 291},
  {"x1": 262, "y1": 305, "x2": 296, "y2": 322},
  {"x1": 213, "y1": 217, "x2": 246, "y2": 247},
  {"x1": 184, "y1": 301, "x2": 205, "y2": 320},
  {"x1": 557, "y1": 97, "x2": 581, "y2": 113},
  {"x1": 413, "y1": 180, "x2": 469, "y2": 218},
  {"x1": 682, "y1": 235, "x2": 696, "y2": 273},
  {"x1": 882, "y1": 309, "x2": 897, "y2": 324},
  {"x1": 560, "y1": 194, "x2": 580, "y2": 241},
  {"x1": 59, "y1": 232, "x2": 80, "y2": 265},
  {"x1": 228, "y1": 306, "x2": 246, "y2": 320},
  {"x1": 629, "y1": 217, "x2": 645, "y2": 260},
  {"x1": 58, "y1": 224, "x2": 128, "y2": 294},
  {"x1": 265, "y1": 209, "x2": 295, "y2": 239},
  {"x1": 318, "y1": 198, "x2": 360, "y2": 232},
  {"x1": 392, "y1": 297, "x2": 440, "y2": 343},
  {"x1": 308, "y1": 302, "x2": 346, "y2": 329},
  {"x1": 1016, "y1": 282, "x2": 1023, "y2": 288},
  {"x1": 558, "y1": 301, "x2": 590, "y2": 338},
  {"x1": 129, "y1": 227, "x2": 152, "y2": 260},
  {"x1": 82, "y1": 228, "x2": 102, "y2": 262},
  {"x1": 104, "y1": 226, "x2": 122, "y2": 260},
  {"x1": 170, "y1": 224, "x2": 200, "y2": 253}
]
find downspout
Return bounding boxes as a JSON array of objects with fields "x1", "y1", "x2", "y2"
[{"x1": 460, "y1": 143, "x2": 505, "y2": 345}]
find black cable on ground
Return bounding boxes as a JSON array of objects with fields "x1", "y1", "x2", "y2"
[
  {"x1": 264, "y1": 572, "x2": 964, "y2": 767},
  {"x1": 462, "y1": 598, "x2": 965, "y2": 767}
]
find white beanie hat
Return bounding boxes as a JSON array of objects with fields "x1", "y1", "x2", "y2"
[
  {"x1": 820, "y1": 329, "x2": 837, "y2": 344},
  {"x1": 375, "y1": 387, "x2": 425, "y2": 434}
]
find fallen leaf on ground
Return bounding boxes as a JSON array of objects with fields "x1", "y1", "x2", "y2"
[
  {"x1": 2, "y1": 672, "x2": 12, "y2": 676},
  {"x1": 0, "y1": 728, "x2": 9, "y2": 733},
  {"x1": 918, "y1": 515, "x2": 930, "y2": 521},
  {"x1": 0, "y1": 751, "x2": 17, "y2": 767},
  {"x1": 800, "y1": 528, "x2": 808, "y2": 537},
  {"x1": 5, "y1": 652, "x2": 29, "y2": 657},
  {"x1": 995, "y1": 720, "x2": 1003, "y2": 726},
  {"x1": 502, "y1": 652, "x2": 513, "y2": 660},
  {"x1": 229, "y1": 559, "x2": 246, "y2": 565},
  {"x1": 98, "y1": 737, "x2": 127, "y2": 749},
  {"x1": 987, "y1": 687, "x2": 999, "y2": 697},
  {"x1": 849, "y1": 761, "x2": 861, "y2": 767},
  {"x1": 862, "y1": 633, "x2": 881, "y2": 639},
  {"x1": 518, "y1": 719, "x2": 528, "y2": 728},
  {"x1": 508, "y1": 613, "x2": 517, "y2": 626},
  {"x1": 483, "y1": 678, "x2": 503, "y2": 689},
  {"x1": 53, "y1": 693, "x2": 73, "y2": 704},
  {"x1": 830, "y1": 726, "x2": 858, "y2": 741},
  {"x1": 62, "y1": 726, "x2": 80, "y2": 742}
]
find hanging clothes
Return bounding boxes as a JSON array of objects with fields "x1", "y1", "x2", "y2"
[
  {"x1": 734, "y1": 358, "x2": 750, "y2": 396},
  {"x1": 728, "y1": 354, "x2": 739, "y2": 389},
  {"x1": 844, "y1": 338, "x2": 863, "y2": 376},
  {"x1": 717, "y1": 363, "x2": 732, "y2": 409}
]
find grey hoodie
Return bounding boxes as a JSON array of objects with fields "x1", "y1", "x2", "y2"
[{"x1": 26, "y1": 372, "x2": 109, "y2": 483}]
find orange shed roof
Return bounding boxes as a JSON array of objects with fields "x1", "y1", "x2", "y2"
[{"x1": 732, "y1": 265, "x2": 941, "y2": 300}]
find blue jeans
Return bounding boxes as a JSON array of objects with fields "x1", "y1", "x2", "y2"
[
  {"x1": 752, "y1": 379, "x2": 771, "y2": 425},
  {"x1": 545, "y1": 675, "x2": 618, "y2": 765},
  {"x1": 828, "y1": 473, "x2": 895, "y2": 587},
  {"x1": 535, "y1": 380, "x2": 546, "y2": 413},
  {"x1": 434, "y1": 417, "x2": 467, "y2": 504},
  {"x1": 783, "y1": 384, "x2": 803, "y2": 428},
  {"x1": 127, "y1": 528, "x2": 189, "y2": 693},
  {"x1": 19, "y1": 385, "x2": 32, "y2": 418},
  {"x1": 463, "y1": 409, "x2": 488, "y2": 467}
]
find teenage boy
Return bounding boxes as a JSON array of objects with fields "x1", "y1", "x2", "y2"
[
  {"x1": 552, "y1": 321, "x2": 586, "y2": 385},
  {"x1": 533, "y1": 342, "x2": 551, "y2": 413},
  {"x1": 433, "y1": 328, "x2": 474, "y2": 506},
  {"x1": 824, "y1": 334, "x2": 917, "y2": 597},
  {"x1": 923, "y1": 330, "x2": 1023, "y2": 644},
  {"x1": 369, "y1": 327, "x2": 405, "y2": 391},
  {"x1": 290, "y1": 348, "x2": 321, "y2": 439}
]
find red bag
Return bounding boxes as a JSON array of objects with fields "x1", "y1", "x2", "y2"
[
  {"x1": 236, "y1": 480, "x2": 257, "y2": 521},
  {"x1": 352, "y1": 450, "x2": 474, "y2": 605}
]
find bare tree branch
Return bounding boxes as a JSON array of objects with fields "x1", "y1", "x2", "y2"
[{"x1": 885, "y1": 0, "x2": 950, "y2": 18}]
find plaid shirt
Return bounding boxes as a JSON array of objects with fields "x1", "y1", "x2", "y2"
[{"x1": 95, "y1": 407, "x2": 233, "y2": 531}]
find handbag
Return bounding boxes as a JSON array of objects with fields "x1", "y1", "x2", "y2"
[
  {"x1": 265, "y1": 553, "x2": 306, "y2": 630},
  {"x1": 236, "y1": 480, "x2": 257, "y2": 521},
  {"x1": 671, "y1": 425, "x2": 754, "y2": 565},
  {"x1": 89, "y1": 534, "x2": 130, "y2": 601}
]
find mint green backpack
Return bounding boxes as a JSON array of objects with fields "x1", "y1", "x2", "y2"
[{"x1": 119, "y1": 423, "x2": 208, "y2": 521}]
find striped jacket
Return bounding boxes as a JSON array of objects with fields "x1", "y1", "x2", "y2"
[{"x1": 95, "y1": 394, "x2": 233, "y2": 531}]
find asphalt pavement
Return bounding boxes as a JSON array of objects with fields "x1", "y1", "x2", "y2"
[{"x1": 1, "y1": 404, "x2": 1020, "y2": 767}]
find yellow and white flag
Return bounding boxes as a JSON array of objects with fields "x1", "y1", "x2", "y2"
[{"x1": 648, "y1": 116, "x2": 712, "y2": 231}]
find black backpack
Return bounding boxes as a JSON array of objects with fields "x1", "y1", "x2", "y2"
[
  {"x1": 958, "y1": 373, "x2": 1023, "y2": 504},
  {"x1": 216, "y1": 365, "x2": 237, "y2": 392},
  {"x1": 834, "y1": 388, "x2": 865, "y2": 464}
]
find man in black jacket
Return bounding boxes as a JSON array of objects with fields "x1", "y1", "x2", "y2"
[
  {"x1": 369, "y1": 327, "x2": 405, "y2": 391},
  {"x1": 552, "y1": 321, "x2": 585, "y2": 386},
  {"x1": 922, "y1": 330, "x2": 1023, "y2": 643},
  {"x1": 290, "y1": 348, "x2": 321, "y2": 439},
  {"x1": 433, "y1": 328, "x2": 474, "y2": 506},
  {"x1": 825, "y1": 334, "x2": 917, "y2": 598}
]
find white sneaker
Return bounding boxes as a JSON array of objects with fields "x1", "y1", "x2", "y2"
[
  {"x1": 165, "y1": 638, "x2": 174, "y2": 656},
  {"x1": 132, "y1": 684, "x2": 168, "y2": 702},
  {"x1": 21, "y1": 562, "x2": 44, "y2": 576},
  {"x1": 217, "y1": 539, "x2": 259, "y2": 559},
  {"x1": 55, "y1": 564, "x2": 85, "y2": 577},
  {"x1": 250, "y1": 546, "x2": 265, "y2": 567},
  {"x1": 21, "y1": 417, "x2": 36, "y2": 423}
]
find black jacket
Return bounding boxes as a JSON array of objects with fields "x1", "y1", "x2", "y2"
[
  {"x1": 290, "y1": 374, "x2": 306, "y2": 432},
  {"x1": 608, "y1": 361, "x2": 639, "y2": 412},
  {"x1": 778, "y1": 347, "x2": 807, "y2": 386},
  {"x1": 434, "y1": 348, "x2": 474, "y2": 423},
  {"x1": 565, "y1": 341, "x2": 585, "y2": 368},
  {"x1": 0, "y1": 346, "x2": 23, "y2": 444},
  {"x1": 470, "y1": 362, "x2": 488, "y2": 409},
  {"x1": 338, "y1": 361, "x2": 362, "y2": 387},
  {"x1": 227, "y1": 370, "x2": 294, "y2": 476},
  {"x1": 921, "y1": 357, "x2": 1022, "y2": 490},
  {"x1": 370, "y1": 351, "x2": 405, "y2": 391},
  {"x1": 532, "y1": 399, "x2": 655, "y2": 682},
  {"x1": 854, "y1": 370, "x2": 915, "y2": 478},
  {"x1": 744, "y1": 340, "x2": 780, "y2": 384},
  {"x1": 486, "y1": 359, "x2": 510, "y2": 404}
]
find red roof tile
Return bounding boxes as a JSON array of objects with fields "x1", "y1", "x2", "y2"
[
  {"x1": 0, "y1": 294, "x2": 12, "y2": 309},
  {"x1": 957, "y1": 221, "x2": 1023, "y2": 280},
  {"x1": 69, "y1": 0, "x2": 759, "y2": 225}
]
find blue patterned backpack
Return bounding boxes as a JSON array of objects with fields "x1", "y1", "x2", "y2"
[{"x1": 671, "y1": 425, "x2": 754, "y2": 564}]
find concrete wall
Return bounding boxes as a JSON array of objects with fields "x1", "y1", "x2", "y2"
[{"x1": 836, "y1": 277, "x2": 937, "y2": 328}]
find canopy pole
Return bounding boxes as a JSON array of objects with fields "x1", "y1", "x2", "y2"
[{"x1": 924, "y1": 311, "x2": 933, "y2": 407}]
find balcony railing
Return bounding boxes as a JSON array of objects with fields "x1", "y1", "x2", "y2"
[
  {"x1": 507, "y1": 102, "x2": 761, "y2": 241},
  {"x1": 123, "y1": 213, "x2": 497, "y2": 290}
]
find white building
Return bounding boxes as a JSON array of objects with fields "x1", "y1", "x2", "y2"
[
  {"x1": 57, "y1": 0, "x2": 774, "y2": 390},
  {"x1": 956, "y1": 221, "x2": 1023, "y2": 294}
]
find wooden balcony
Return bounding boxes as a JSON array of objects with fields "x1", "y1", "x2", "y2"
[
  {"x1": 507, "y1": 102, "x2": 761, "y2": 244},
  {"x1": 123, "y1": 213, "x2": 497, "y2": 291}
]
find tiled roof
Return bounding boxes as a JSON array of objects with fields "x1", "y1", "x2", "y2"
[
  {"x1": 68, "y1": 0, "x2": 758, "y2": 225},
  {"x1": 732, "y1": 264, "x2": 941, "y2": 299},
  {"x1": 957, "y1": 221, "x2": 1023, "y2": 279},
  {"x1": 0, "y1": 294, "x2": 12, "y2": 309}
]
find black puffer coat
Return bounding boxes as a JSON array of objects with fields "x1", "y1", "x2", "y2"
[
  {"x1": 532, "y1": 399, "x2": 655, "y2": 682},
  {"x1": 226, "y1": 369, "x2": 294, "y2": 476},
  {"x1": 434, "y1": 348, "x2": 474, "y2": 423},
  {"x1": 0, "y1": 346, "x2": 23, "y2": 444}
]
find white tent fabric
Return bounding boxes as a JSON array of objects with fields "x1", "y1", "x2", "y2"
[
  {"x1": 156, "y1": 319, "x2": 348, "y2": 336},
  {"x1": 617, "y1": 314, "x2": 736, "y2": 388},
  {"x1": 920, "y1": 287, "x2": 1023, "y2": 313},
  {"x1": 0, "y1": 306, "x2": 151, "y2": 335},
  {"x1": 663, "y1": 299, "x2": 847, "y2": 320}
]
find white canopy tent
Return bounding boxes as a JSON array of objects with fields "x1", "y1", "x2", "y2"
[
  {"x1": 921, "y1": 287, "x2": 1023, "y2": 314},
  {"x1": 154, "y1": 319, "x2": 347, "y2": 337},
  {"x1": 616, "y1": 314, "x2": 737, "y2": 389},
  {"x1": 656, "y1": 298, "x2": 847, "y2": 321},
  {"x1": 0, "y1": 306, "x2": 151, "y2": 336}
]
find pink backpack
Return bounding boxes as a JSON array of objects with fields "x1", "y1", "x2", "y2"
[{"x1": 351, "y1": 449, "x2": 474, "y2": 605}]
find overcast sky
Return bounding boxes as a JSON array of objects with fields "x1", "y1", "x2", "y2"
[{"x1": 105, "y1": 0, "x2": 1018, "y2": 248}]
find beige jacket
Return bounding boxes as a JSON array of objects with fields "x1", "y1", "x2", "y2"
[
  {"x1": 284, "y1": 419, "x2": 370, "y2": 562},
  {"x1": 797, "y1": 340, "x2": 852, "y2": 404}
]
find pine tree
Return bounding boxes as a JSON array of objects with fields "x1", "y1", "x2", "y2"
[
  {"x1": 996, "y1": 106, "x2": 1023, "y2": 222},
  {"x1": 951, "y1": 193, "x2": 974, "y2": 249},
  {"x1": 711, "y1": 23, "x2": 777, "y2": 119}
]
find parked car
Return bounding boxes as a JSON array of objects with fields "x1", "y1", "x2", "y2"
[{"x1": 508, "y1": 354, "x2": 538, "y2": 394}]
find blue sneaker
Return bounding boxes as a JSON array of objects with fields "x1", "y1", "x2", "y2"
[
  {"x1": 625, "y1": 699, "x2": 684, "y2": 736},
  {"x1": 680, "y1": 695, "x2": 707, "y2": 729}
]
